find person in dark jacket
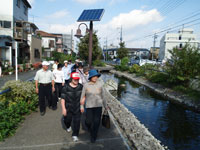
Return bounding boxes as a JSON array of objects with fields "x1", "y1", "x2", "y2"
[{"x1": 61, "y1": 72, "x2": 83, "y2": 142}]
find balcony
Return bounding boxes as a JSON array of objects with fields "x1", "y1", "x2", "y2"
[{"x1": 14, "y1": 21, "x2": 38, "y2": 42}]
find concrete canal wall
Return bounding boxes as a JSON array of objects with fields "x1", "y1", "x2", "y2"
[
  {"x1": 110, "y1": 70, "x2": 200, "y2": 112},
  {"x1": 104, "y1": 82, "x2": 166, "y2": 150}
]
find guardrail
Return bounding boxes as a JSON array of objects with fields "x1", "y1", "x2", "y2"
[{"x1": 0, "y1": 77, "x2": 35, "y2": 95}]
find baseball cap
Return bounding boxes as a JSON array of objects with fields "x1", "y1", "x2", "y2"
[
  {"x1": 70, "y1": 72, "x2": 80, "y2": 80},
  {"x1": 42, "y1": 61, "x2": 49, "y2": 66},
  {"x1": 64, "y1": 60, "x2": 68, "y2": 63}
]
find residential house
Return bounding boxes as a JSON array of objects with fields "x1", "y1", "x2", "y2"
[
  {"x1": 127, "y1": 48, "x2": 150, "y2": 59},
  {"x1": 103, "y1": 45, "x2": 150, "y2": 60},
  {"x1": 37, "y1": 30, "x2": 56, "y2": 57},
  {"x1": 158, "y1": 28, "x2": 199, "y2": 61},
  {"x1": 52, "y1": 33, "x2": 63, "y2": 53},
  {"x1": 150, "y1": 47, "x2": 160, "y2": 60},
  {"x1": 62, "y1": 33, "x2": 74, "y2": 54},
  {"x1": 0, "y1": 0, "x2": 31, "y2": 65},
  {"x1": 27, "y1": 23, "x2": 42, "y2": 64}
]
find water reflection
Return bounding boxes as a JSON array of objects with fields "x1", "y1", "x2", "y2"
[{"x1": 101, "y1": 73, "x2": 200, "y2": 150}]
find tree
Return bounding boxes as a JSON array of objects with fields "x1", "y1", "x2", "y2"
[
  {"x1": 165, "y1": 44, "x2": 200, "y2": 86},
  {"x1": 117, "y1": 42, "x2": 128, "y2": 59},
  {"x1": 77, "y1": 31, "x2": 102, "y2": 62}
]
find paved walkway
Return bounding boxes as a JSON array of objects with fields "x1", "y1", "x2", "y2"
[
  {"x1": 0, "y1": 102, "x2": 130, "y2": 150},
  {"x1": 0, "y1": 70, "x2": 38, "y2": 88}
]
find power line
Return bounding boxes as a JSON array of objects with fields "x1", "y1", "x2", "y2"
[
  {"x1": 161, "y1": 0, "x2": 187, "y2": 16},
  {"x1": 126, "y1": 15, "x2": 200, "y2": 43}
]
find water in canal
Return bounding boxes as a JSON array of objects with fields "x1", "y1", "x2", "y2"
[{"x1": 101, "y1": 73, "x2": 200, "y2": 150}]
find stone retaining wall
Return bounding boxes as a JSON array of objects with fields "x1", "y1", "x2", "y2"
[
  {"x1": 110, "y1": 70, "x2": 200, "y2": 112},
  {"x1": 104, "y1": 83, "x2": 166, "y2": 150}
]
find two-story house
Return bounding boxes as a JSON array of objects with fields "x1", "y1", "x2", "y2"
[
  {"x1": 0, "y1": 0, "x2": 32, "y2": 65},
  {"x1": 37, "y1": 30, "x2": 56, "y2": 57}
]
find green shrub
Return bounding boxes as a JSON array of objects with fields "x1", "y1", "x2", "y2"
[
  {"x1": 93, "y1": 60, "x2": 105, "y2": 67},
  {"x1": 0, "y1": 80, "x2": 38, "y2": 141},
  {"x1": 147, "y1": 72, "x2": 169, "y2": 84},
  {"x1": 129, "y1": 64, "x2": 140, "y2": 73}
]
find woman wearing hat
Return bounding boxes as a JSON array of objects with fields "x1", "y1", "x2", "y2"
[{"x1": 80, "y1": 69, "x2": 107, "y2": 143}]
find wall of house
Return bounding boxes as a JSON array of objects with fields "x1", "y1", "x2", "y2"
[
  {"x1": 28, "y1": 34, "x2": 41, "y2": 64},
  {"x1": 159, "y1": 30, "x2": 199, "y2": 61},
  {"x1": 42, "y1": 37, "x2": 55, "y2": 49},
  {"x1": 13, "y1": 0, "x2": 28, "y2": 21},
  {"x1": 0, "y1": 0, "x2": 14, "y2": 37}
]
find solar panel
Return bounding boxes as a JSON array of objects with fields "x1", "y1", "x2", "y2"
[{"x1": 77, "y1": 9, "x2": 105, "y2": 22}]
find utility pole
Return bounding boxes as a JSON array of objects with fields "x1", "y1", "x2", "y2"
[
  {"x1": 15, "y1": 41, "x2": 18, "y2": 81},
  {"x1": 152, "y1": 33, "x2": 158, "y2": 60},
  {"x1": 105, "y1": 37, "x2": 108, "y2": 61},
  {"x1": 120, "y1": 26, "x2": 123, "y2": 43}
]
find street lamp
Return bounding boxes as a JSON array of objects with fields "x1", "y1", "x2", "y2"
[
  {"x1": 75, "y1": 9, "x2": 105, "y2": 68},
  {"x1": 74, "y1": 23, "x2": 89, "y2": 38},
  {"x1": 75, "y1": 22, "x2": 93, "y2": 68}
]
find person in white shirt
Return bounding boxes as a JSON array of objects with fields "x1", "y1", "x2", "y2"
[
  {"x1": 52, "y1": 59, "x2": 59, "y2": 71},
  {"x1": 52, "y1": 63, "x2": 65, "y2": 110},
  {"x1": 62, "y1": 60, "x2": 71, "y2": 84}
]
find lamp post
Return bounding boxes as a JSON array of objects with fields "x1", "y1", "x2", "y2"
[
  {"x1": 75, "y1": 9, "x2": 104, "y2": 68},
  {"x1": 75, "y1": 22, "x2": 93, "y2": 68}
]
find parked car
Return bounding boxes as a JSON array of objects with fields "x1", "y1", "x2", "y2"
[{"x1": 128, "y1": 58, "x2": 140, "y2": 66}]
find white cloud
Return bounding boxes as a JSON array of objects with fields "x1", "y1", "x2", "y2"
[
  {"x1": 46, "y1": 10, "x2": 69, "y2": 19},
  {"x1": 107, "y1": 9, "x2": 163, "y2": 29},
  {"x1": 95, "y1": 9, "x2": 163, "y2": 48},
  {"x1": 73, "y1": 0, "x2": 100, "y2": 4}
]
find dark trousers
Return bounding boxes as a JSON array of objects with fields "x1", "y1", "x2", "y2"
[
  {"x1": 63, "y1": 112, "x2": 81, "y2": 136},
  {"x1": 52, "y1": 83, "x2": 63, "y2": 108},
  {"x1": 39, "y1": 84, "x2": 52, "y2": 112},
  {"x1": 85, "y1": 107, "x2": 102, "y2": 139}
]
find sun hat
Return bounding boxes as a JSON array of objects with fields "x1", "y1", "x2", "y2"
[
  {"x1": 88, "y1": 69, "x2": 101, "y2": 80},
  {"x1": 70, "y1": 72, "x2": 80, "y2": 80},
  {"x1": 64, "y1": 60, "x2": 68, "y2": 63},
  {"x1": 42, "y1": 61, "x2": 49, "y2": 66}
]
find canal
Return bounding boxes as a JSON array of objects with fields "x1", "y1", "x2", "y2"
[{"x1": 101, "y1": 73, "x2": 200, "y2": 150}]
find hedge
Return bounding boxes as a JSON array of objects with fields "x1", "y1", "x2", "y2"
[{"x1": 0, "y1": 80, "x2": 38, "y2": 141}]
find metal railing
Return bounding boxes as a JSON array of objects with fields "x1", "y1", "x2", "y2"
[{"x1": 0, "y1": 77, "x2": 34, "y2": 95}]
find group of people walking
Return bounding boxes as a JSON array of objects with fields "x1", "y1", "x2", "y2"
[{"x1": 34, "y1": 59, "x2": 108, "y2": 143}]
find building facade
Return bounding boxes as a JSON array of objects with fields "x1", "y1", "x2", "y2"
[
  {"x1": 158, "y1": 28, "x2": 199, "y2": 61},
  {"x1": 0, "y1": 0, "x2": 31, "y2": 65},
  {"x1": 37, "y1": 30, "x2": 56, "y2": 58}
]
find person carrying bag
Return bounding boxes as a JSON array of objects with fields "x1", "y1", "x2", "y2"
[{"x1": 102, "y1": 109, "x2": 110, "y2": 129}]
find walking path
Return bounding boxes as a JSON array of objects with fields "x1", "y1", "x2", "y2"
[
  {"x1": 0, "y1": 69, "x2": 130, "y2": 149},
  {"x1": 0, "y1": 101, "x2": 129, "y2": 150}
]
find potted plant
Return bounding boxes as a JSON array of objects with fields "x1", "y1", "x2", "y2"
[
  {"x1": 30, "y1": 63, "x2": 34, "y2": 70},
  {"x1": 8, "y1": 67, "x2": 14, "y2": 75}
]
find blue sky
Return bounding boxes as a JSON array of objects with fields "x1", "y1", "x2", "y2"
[{"x1": 27, "y1": 0, "x2": 200, "y2": 49}]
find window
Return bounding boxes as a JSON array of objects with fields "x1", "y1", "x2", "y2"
[
  {"x1": 179, "y1": 36, "x2": 182, "y2": 40},
  {"x1": 17, "y1": 0, "x2": 20, "y2": 8},
  {"x1": 0, "y1": 21, "x2": 3, "y2": 27},
  {"x1": 34, "y1": 49, "x2": 40, "y2": 58},
  {"x1": 24, "y1": 5, "x2": 27, "y2": 15},
  {"x1": 24, "y1": 6, "x2": 27, "y2": 15},
  {"x1": 179, "y1": 43, "x2": 182, "y2": 48},
  {"x1": 4, "y1": 21, "x2": 11, "y2": 28}
]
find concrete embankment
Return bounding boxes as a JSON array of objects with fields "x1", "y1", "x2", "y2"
[
  {"x1": 110, "y1": 70, "x2": 200, "y2": 112},
  {"x1": 104, "y1": 81, "x2": 166, "y2": 150}
]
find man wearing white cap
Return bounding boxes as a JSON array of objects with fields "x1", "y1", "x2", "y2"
[{"x1": 34, "y1": 61, "x2": 55, "y2": 116}]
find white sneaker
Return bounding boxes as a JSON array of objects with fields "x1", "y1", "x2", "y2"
[
  {"x1": 72, "y1": 136, "x2": 79, "y2": 142},
  {"x1": 66, "y1": 127, "x2": 71, "y2": 132}
]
